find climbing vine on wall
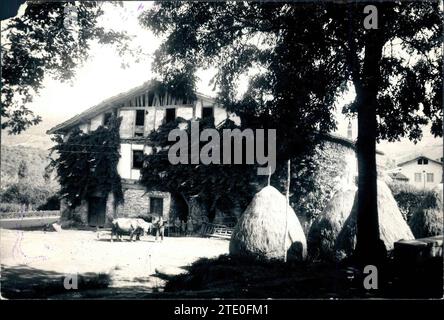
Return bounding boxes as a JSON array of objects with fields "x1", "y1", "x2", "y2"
[{"x1": 48, "y1": 116, "x2": 124, "y2": 209}]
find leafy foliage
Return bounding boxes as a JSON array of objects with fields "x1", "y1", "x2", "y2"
[
  {"x1": 140, "y1": 117, "x2": 262, "y2": 221},
  {"x1": 141, "y1": 1, "x2": 442, "y2": 145},
  {"x1": 141, "y1": 117, "x2": 349, "y2": 223},
  {"x1": 1, "y1": 1, "x2": 133, "y2": 134},
  {"x1": 0, "y1": 182, "x2": 52, "y2": 207},
  {"x1": 37, "y1": 194, "x2": 61, "y2": 211},
  {"x1": 388, "y1": 182, "x2": 439, "y2": 221},
  {"x1": 49, "y1": 116, "x2": 123, "y2": 209},
  {"x1": 1, "y1": 145, "x2": 58, "y2": 190},
  {"x1": 290, "y1": 142, "x2": 349, "y2": 224},
  {"x1": 141, "y1": 2, "x2": 351, "y2": 159},
  {"x1": 17, "y1": 160, "x2": 28, "y2": 181},
  {"x1": 0, "y1": 202, "x2": 22, "y2": 214},
  {"x1": 141, "y1": 2, "x2": 442, "y2": 261}
]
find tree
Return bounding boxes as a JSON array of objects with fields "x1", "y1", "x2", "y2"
[
  {"x1": 1, "y1": 1, "x2": 133, "y2": 134},
  {"x1": 49, "y1": 116, "x2": 123, "y2": 209},
  {"x1": 141, "y1": 2, "x2": 442, "y2": 265},
  {"x1": 328, "y1": 2, "x2": 442, "y2": 263},
  {"x1": 17, "y1": 159, "x2": 28, "y2": 181},
  {"x1": 140, "y1": 117, "x2": 262, "y2": 222}
]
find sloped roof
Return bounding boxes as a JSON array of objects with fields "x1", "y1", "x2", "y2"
[
  {"x1": 45, "y1": 80, "x2": 384, "y2": 156},
  {"x1": 397, "y1": 154, "x2": 443, "y2": 167},
  {"x1": 46, "y1": 80, "x2": 215, "y2": 134},
  {"x1": 388, "y1": 172, "x2": 409, "y2": 181},
  {"x1": 320, "y1": 132, "x2": 384, "y2": 155}
]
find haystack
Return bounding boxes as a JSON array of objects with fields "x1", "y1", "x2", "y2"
[
  {"x1": 409, "y1": 183, "x2": 443, "y2": 238},
  {"x1": 307, "y1": 184, "x2": 357, "y2": 261},
  {"x1": 229, "y1": 186, "x2": 307, "y2": 261},
  {"x1": 309, "y1": 180, "x2": 414, "y2": 261}
]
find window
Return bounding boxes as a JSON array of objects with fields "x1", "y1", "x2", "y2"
[
  {"x1": 132, "y1": 150, "x2": 144, "y2": 169},
  {"x1": 427, "y1": 173, "x2": 434, "y2": 183},
  {"x1": 148, "y1": 92, "x2": 155, "y2": 106},
  {"x1": 135, "y1": 110, "x2": 145, "y2": 126},
  {"x1": 165, "y1": 108, "x2": 176, "y2": 123},
  {"x1": 103, "y1": 112, "x2": 112, "y2": 126},
  {"x1": 423, "y1": 158, "x2": 428, "y2": 165},
  {"x1": 414, "y1": 173, "x2": 422, "y2": 182},
  {"x1": 202, "y1": 107, "x2": 214, "y2": 119},
  {"x1": 417, "y1": 158, "x2": 423, "y2": 165},
  {"x1": 150, "y1": 197, "x2": 163, "y2": 216}
]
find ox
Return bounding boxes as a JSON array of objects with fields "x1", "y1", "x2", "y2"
[{"x1": 111, "y1": 218, "x2": 152, "y2": 242}]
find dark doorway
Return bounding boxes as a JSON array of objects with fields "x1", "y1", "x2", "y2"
[
  {"x1": 88, "y1": 197, "x2": 107, "y2": 227},
  {"x1": 165, "y1": 108, "x2": 176, "y2": 123},
  {"x1": 202, "y1": 106, "x2": 214, "y2": 119},
  {"x1": 150, "y1": 197, "x2": 164, "y2": 217}
]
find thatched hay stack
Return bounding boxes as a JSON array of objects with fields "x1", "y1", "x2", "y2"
[
  {"x1": 229, "y1": 186, "x2": 307, "y2": 261},
  {"x1": 335, "y1": 180, "x2": 414, "y2": 260},
  {"x1": 309, "y1": 180, "x2": 414, "y2": 261},
  {"x1": 409, "y1": 183, "x2": 443, "y2": 238},
  {"x1": 307, "y1": 184, "x2": 357, "y2": 261}
]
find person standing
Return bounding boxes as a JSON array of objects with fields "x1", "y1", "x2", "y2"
[{"x1": 155, "y1": 216, "x2": 165, "y2": 242}]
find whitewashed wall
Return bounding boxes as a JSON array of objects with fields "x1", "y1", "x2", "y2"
[
  {"x1": 398, "y1": 160, "x2": 442, "y2": 190},
  {"x1": 117, "y1": 143, "x2": 145, "y2": 180},
  {"x1": 90, "y1": 114, "x2": 104, "y2": 131}
]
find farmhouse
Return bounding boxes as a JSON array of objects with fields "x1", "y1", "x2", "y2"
[
  {"x1": 47, "y1": 80, "x2": 385, "y2": 231},
  {"x1": 48, "y1": 80, "x2": 239, "y2": 228},
  {"x1": 388, "y1": 154, "x2": 443, "y2": 190}
]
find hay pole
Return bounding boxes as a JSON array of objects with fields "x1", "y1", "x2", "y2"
[{"x1": 283, "y1": 159, "x2": 291, "y2": 262}]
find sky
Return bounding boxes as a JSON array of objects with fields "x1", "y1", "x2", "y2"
[
  {"x1": 22, "y1": 2, "x2": 227, "y2": 120},
  {"x1": 2, "y1": 1, "x2": 441, "y2": 159},
  {"x1": 23, "y1": 2, "x2": 355, "y2": 130}
]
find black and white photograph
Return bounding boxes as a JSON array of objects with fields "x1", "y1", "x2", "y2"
[{"x1": 0, "y1": 0, "x2": 443, "y2": 304}]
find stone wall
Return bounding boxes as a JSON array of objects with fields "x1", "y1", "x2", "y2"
[
  {"x1": 105, "y1": 192, "x2": 117, "y2": 225},
  {"x1": 116, "y1": 183, "x2": 172, "y2": 221}
]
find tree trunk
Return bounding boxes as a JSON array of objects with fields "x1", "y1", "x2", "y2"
[{"x1": 354, "y1": 23, "x2": 386, "y2": 266}]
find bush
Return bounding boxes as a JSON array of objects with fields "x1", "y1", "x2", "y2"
[
  {"x1": 0, "y1": 202, "x2": 22, "y2": 213},
  {"x1": 408, "y1": 186, "x2": 443, "y2": 238},
  {"x1": 0, "y1": 183, "x2": 55, "y2": 208},
  {"x1": 388, "y1": 182, "x2": 435, "y2": 221},
  {"x1": 37, "y1": 194, "x2": 60, "y2": 210}
]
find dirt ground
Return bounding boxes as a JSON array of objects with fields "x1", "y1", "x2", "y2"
[{"x1": 0, "y1": 229, "x2": 229, "y2": 298}]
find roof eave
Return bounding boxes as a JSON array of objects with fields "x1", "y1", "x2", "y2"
[{"x1": 46, "y1": 80, "x2": 216, "y2": 135}]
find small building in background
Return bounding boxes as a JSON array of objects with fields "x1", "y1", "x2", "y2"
[
  {"x1": 387, "y1": 172, "x2": 409, "y2": 184},
  {"x1": 389, "y1": 155, "x2": 443, "y2": 190}
]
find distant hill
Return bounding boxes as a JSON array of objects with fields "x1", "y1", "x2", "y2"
[
  {"x1": 0, "y1": 145, "x2": 59, "y2": 190},
  {"x1": 1, "y1": 116, "x2": 61, "y2": 150}
]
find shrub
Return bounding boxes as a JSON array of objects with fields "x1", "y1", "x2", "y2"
[
  {"x1": 0, "y1": 183, "x2": 54, "y2": 208},
  {"x1": 408, "y1": 185, "x2": 443, "y2": 238},
  {"x1": 388, "y1": 182, "x2": 433, "y2": 221},
  {"x1": 37, "y1": 194, "x2": 61, "y2": 210},
  {"x1": 0, "y1": 202, "x2": 22, "y2": 213}
]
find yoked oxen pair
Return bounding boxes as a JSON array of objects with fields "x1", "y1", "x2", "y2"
[{"x1": 111, "y1": 218, "x2": 152, "y2": 242}]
